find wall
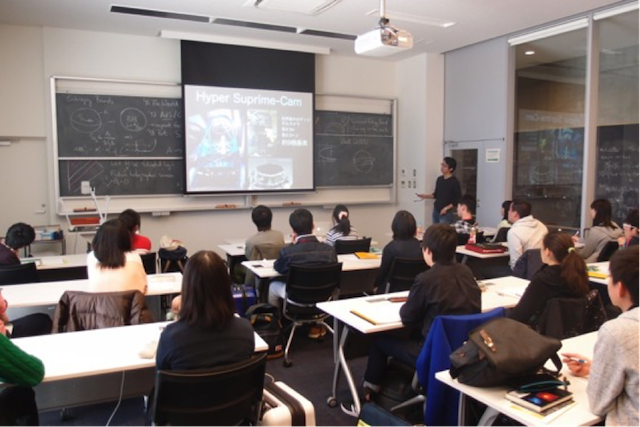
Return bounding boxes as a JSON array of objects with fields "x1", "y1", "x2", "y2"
[{"x1": 0, "y1": 25, "x2": 434, "y2": 256}]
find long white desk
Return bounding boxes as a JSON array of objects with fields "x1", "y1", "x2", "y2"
[
  {"x1": 3, "y1": 272, "x2": 182, "y2": 309},
  {"x1": 436, "y1": 332, "x2": 600, "y2": 426},
  {"x1": 21, "y1": 253, "x2": 89, "y2": 281},
  {"x1": 8, "y1": 322, "x2": 267, "y2": 411},
  {"x1": 242, "y1": 253, "x2": 383, "y2": 301},
  {"x1": 317, "y1": 275, "x2": 529, "y2": 415}
]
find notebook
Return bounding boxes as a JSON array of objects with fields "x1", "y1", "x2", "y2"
[
  {"x1": 350, "y1": 298, "x2": 404, "y2": 325},
  {"x1": 506, "y1": 388, "x2": 573, "y2": 413}
]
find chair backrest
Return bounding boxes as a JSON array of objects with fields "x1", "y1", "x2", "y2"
[
  {"x1": 385, "y1": 257, "x2": 428, "y2": 293},
  {"x1": 597, "y1": 240, "x2": 619, "y2": 262},
  {"x1": 493, "y1": 227, "x2": 510, "y2": 243},
  {"x1": 417, "y1": 307, "x2": 506, "y2": 427},
  {"x1": 0, "y1": 263, "x2": 39, "y2": 285},
  {"x1": 512, "y1": 248, "x2": 543, "y2": 280},
  {"x1": 285, "y1": 262, "x2": 342, "y2": 306},
  {"x1": 536, "y1": 289, "x2": 607, "y2": 340},
  {"x1": 152, "y1": 352, "x2": 267, "y2": 426},
  {"x1": 334, "y1": 237, "x2": 372, "y2": 255},
  {"x1": 140, "y1": 252, "x2": 157, "y2": 275},
  {"x1": 52, "y1": 290, "x2": 155, "y2": 333}
]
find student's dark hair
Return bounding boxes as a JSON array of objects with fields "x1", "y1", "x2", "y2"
[
  {"x1": 510, "y1": 200, "x2": 532, "y2": 218},
  {"x1": 421, "y1": 224, "x2": 457, "y2": 264},
  {"x1": 92, "y1": 219, "x2": 131, "y2": 269},
  {"x1": 179, "y1": 250, "x2": 235, "y2": 328},
  {"x1": 118, "y1": 209, "x2": 141, "y2": 233},
  {"x1": 501, "y1": 200, "x2": 512, "y2": 221},
  {"x1": 443, "y1": 157, "x2": 457, "y2": 172},
  {"x1": 458, "y1": 195, "x2": 476, "y2": 215},
  {"x1": 609, "y1": 246, "x2": 639, "y2": 307},
  {"x1": 289, "y1": 208, "x2": 313, "y2": 236},
  {"x1": 543, "y1": 231, "x2": 588, "y2": 296},
  {"x1": 330, "y1": 204, "x2": 351, "y2": 236},
  {"x1": 5, "y1": 223, "x2": 35, "y2": 250},
  {"x1": 252, "y1": 205, "x2": 273, "y2": 231},
  {"x1": 625, "y1": 209, "x2": 639, "y2": 229},
  {"x1": 391, "y1": 210, "x2": 417, "y2": 240},
  {"x1": 591, "y1": 199, "x2": 615, "y2": 229}
]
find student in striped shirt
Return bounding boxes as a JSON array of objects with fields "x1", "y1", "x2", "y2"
[{"x1": 325, "y1": 204, "x2": 359, "y2": 246}]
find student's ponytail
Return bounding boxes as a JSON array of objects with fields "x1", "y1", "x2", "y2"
[
  {"x1": 543, "y1": 232, "x2": 589, "y2": 295},
  {"x1": 331, "y1": 204, "x2": 352, "y2": 236}
]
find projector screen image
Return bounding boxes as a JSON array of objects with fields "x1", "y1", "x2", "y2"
[{"x1": 184, "y1": 85, "x2": 314, "y2": 193}]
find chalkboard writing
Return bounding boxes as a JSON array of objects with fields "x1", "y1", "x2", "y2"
[
  {"x1": 314, "y1": 111, "x2": 393, "y2": 187},
  {"x1": 56, "y1": 94, "x2": 184, "y2": 158},
  {"x1": 595, "y1": 124, "x2": 639, "y2": 225},
  {"x1": 59, "y1": 160, "x2": 184, "y2": 197}
]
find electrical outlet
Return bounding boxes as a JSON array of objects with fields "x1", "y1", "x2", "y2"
[
  {"x1": 401, "y1": 180, "x2": 406, "y2": 188},
  {"x1": 81, "y1": 181, "x2": 91, "y2": 195}
]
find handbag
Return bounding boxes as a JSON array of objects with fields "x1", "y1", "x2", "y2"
[{"x1": 449, "y1": 317, "x2": 562, "y2": 387}]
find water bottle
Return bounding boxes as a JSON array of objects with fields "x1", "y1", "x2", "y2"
[{"x1": 468, "y1": 225, "x2": 477, "y2": 244}]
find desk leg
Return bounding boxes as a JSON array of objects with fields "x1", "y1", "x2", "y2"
[
  {"x1": 257, "y1": 277, "x2": 271, "y2": 303},
  {"x1": 334, "y1": 326, "x2": 360, "y2": 416},
  {"x1": 461, "y1": 254, "x2": 469, "y2": 264}
]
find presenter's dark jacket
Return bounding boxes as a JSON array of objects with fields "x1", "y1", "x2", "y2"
[
  {"x1": 0, "y1": 244, "x2": 19, "y2": 266},
  {"x1": 273, "y1": 235, "x2": 337, "y2": 275},
  {"x1": 374, "y1": 237, "x2": 423, "y2": 288},
  {"x1": 509, "y1": 264, "x2": 585, "y2": 327},
  {"x1": 400, "y1": 262, "x2": 480, "y2": 339},
  {"x1": 156, "y1": 316, "x2": 255, "y2": 370}
]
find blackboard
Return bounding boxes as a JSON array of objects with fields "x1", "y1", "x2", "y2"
[
  {"x1": 59, "y1": 159, "x2": 184, "y2": 196},
  {"x1": 595, "y1": 124, "x2": 639, "y2": 225},
  {"x1": 56, "y1": 93, "x2": 184, "y2": 197},
  {"x1": 314, "y1": 111, "x2": 393, "y2": 187}
]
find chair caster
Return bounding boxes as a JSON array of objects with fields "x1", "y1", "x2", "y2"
[
  {"x1": 326, "y1": 397, "x2": 338, "y2": 408},
  {"x1": 283, "y1": 359, "x2": 292, "y2": 368}
]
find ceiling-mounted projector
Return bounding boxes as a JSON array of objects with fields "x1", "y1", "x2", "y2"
[{"x1": 355, "y1": 0, "x2": 413, "y2": 57}]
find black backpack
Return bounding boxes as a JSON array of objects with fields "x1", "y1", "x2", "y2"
[{"x1": 245, "y1": 303, "x2": 284, "y2": 359}]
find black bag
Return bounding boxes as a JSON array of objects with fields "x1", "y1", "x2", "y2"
[
  {"x1": 357, "y1": 403, "x2": 411, "y2": 426},
  {"x1": 449, "y1": 317, "x2": 562, "y2": 387},
  {"x1": 245, "y1": 303, "x2": 284, "y2": 359},
  {"x1": 158, "y1": 247, "x2": 188, "y2": 273}
]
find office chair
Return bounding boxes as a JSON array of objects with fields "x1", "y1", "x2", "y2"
[
  {"x1": 151, "y1": 352, "x2": 267, "y2": 426},
  {"x1": 282, "y1": 262, "x2": 342, "y2": 367},
  {"x1": 493, "y1": 227, "x2": 510, "y2": 243},
  {"x1": 597, "y1": 240, "x2": 619, "y2": 262},
  {"x1": 512, "y1": 248, "x2": 542, "y2": 280},
  {"x1": 535, "y1": 289, "x2": 607, "y2": 340},
  {"x1": 384, "y1": 257, "x2": 428, "y2": 293},
  {"x1": 140, "y1": 252, "x2": 158, "y2": 275},
  {"x1": 411, "y1": 307, "x2": 506, "y2": 426},
  {"x1": 0, "y1": 263, "x2": 39, "y2": 285},
  {"x1": 334, "y1": 237, "x2": 372, "y2": 255}
]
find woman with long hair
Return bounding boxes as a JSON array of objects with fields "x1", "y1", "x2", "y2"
[
  {"x1": 325, "y1": 204, "x2": 359, "y2": 246},
  {"x1": 156, "y1": 250, "x2": 254, "y2": 370},
  {"x1": 575, "y1": 199, "x2": 623, "y2": 262},
  {"x1": 510, "y1": 231, "x2": 589, "y2": 327},
  {"x1": 373, "y1": 210, "x2": 423, "y2": 292},
  {"x1": 87, "y1": 219, "x2": 147, "y2": 293}
]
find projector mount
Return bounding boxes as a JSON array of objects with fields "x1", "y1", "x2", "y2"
[{"x1": 375, "y1": 0, "x2": 402, "y2": 44}]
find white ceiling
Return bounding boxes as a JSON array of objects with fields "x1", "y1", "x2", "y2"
[{"x1": 0, "y1": 0, "x2": 631, "y2": 60}]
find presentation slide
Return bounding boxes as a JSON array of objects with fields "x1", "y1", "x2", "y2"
[{"x1": 184, "y1": 85, "x2": 314, "y2": 194}]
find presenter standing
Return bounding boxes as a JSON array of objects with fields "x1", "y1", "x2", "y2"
[{"x1": 417, "y1": 157, "x2": 462, "y2": 225}]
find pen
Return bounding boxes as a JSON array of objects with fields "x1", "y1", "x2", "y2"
[{"x1": 567, "y1": 357, "x2": 585, "y2": 363}]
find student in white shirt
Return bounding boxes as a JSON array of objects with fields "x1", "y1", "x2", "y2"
[{"x1": 86, "y1": 219, "x2": 147, "y2": 294}]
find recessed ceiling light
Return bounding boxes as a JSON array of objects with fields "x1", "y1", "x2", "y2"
[{"x1": 524, "y1": 50, "x2": 536, "y2": 55}]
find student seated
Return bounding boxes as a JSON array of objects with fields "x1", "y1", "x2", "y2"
[
  {"x1": 574, "y1": 199, "x2": 623, "y2": 262},
  {"x1": 86, "y1": 219, "x2": 147, "y2": 294},
  {"x1": 362, "y1": 224, "x2": 481, "y2": 401},
  {"x1": 509, "y1": 231, "x2": 589, "y2": 328},
  {"x1": 491, "y1": 200, "x2": 512, "y2": 242},
  {"x1": 0, "y1": 331, "x2": 44, "y2": 425},
  {"x1": 374, "y1": 210, "x2": 423, "y2": 292},
  {"x1": 244, "y1": 205, "x2": 285, "y2": 260},
  {"x1": 156, "y1": 251, "x2": 254, "y2": 370},
  {"x1": 452, "y1": 194, "x2": 478, "y2": 244},
  {"x1": 269, "y1": 209, "x2": 337, "y2": 338},
  {"x1": 618, "y1": 209, "x2": 638, "y2": 248},
  {"x1": 562, "y1": 246, "x2": 639, "y2": 426},
  {"x1": 325, "y1": 204, "x2": 359, "y2": 246},
  {"x1": 507, "y1": 200, "x2": 548, "y2": 270},
  {"x1": 0, "y1": 223, "x2": 35, "y2": 266},
  {"x1": 119, "y1": 208, "x2": 152, "y2": 254}
]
